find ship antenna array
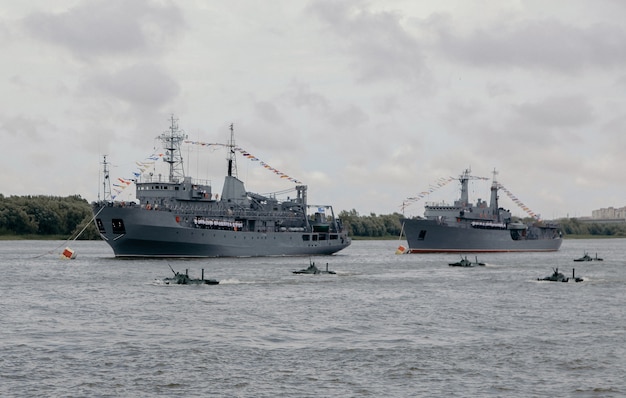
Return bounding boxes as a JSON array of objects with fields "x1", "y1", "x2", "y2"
[
  {"x1": 100, "y1": 154, "x2": 112, "y2": 201},
  {"x1": 161, "y1": 115, "x2": 187, "y2": 183},
  {"x1": 184, "y1": 132, "x2": 304, "y2": 184},
  {"x1": 227, "y1": 123, "x2": 238, "y2": 178}
]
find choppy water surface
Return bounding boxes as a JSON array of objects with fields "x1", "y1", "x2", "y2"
[{"x1": 1, "y1": 239, "x2": 625, "y2": 397}]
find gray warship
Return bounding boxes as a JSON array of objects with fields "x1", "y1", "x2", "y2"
[
  {"x1": 92, "y1": 117, "x2": 351, "y2": 257},
  {"x1": 402, "y1": 169, "x2": 562, "y2": 253}
]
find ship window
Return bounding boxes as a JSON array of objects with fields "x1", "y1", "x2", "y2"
[
  {"x1": 418, "y1": 230, "x2": 427, "y2": 240},
  {"x1": 112, "y1": 219, "x2": 126, "y2": 234},
  {"x1": 302, "y1": 234, "x2": 310, "y2": 241},
  {"x1": 96, "y1": 219, "x2": 106, "y2": 233},
  {"x1": 312, "y1": 234, "x2": 318, "y2": 241}
]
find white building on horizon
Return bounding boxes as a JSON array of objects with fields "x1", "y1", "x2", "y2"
[{"x1": 591, "y1": 206, "x2": 626, "y2": 221}]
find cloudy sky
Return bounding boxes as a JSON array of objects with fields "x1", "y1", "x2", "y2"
[{"x1": 2, "y1": 0, "x2": 625, "y2": 220}]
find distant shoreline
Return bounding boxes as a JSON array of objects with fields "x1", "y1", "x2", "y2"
[{"x1": 0, "y1": 235, "x2": 100, "y2": 241}]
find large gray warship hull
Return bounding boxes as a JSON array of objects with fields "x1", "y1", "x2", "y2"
[
  {"x1": 94, "y1": 205, "x2": 350, "y2": 257},
  {"x1": 93, "y1": 117, "x2": 351, "y2": 258},
  {"x1": 402, "y1": 219, "x2": 562, "y2": 253},
  {"x1": 402, "y1": 169, "x2": 562, "y2": 253}
]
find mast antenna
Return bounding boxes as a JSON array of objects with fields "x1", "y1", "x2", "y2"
[
  {"x1": 160, "y1": 115, "x2": 186, "y2": 182},
  {"x1": 227, "y1": 123, "x2": 238, "y2": 177},
  {"x1": 100, "y1": 155, "x2": 112, "y2": 201}
]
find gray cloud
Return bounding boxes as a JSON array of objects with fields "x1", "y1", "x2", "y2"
[
  {"x1": 308, "y1": 0, "x2": 428, "y2": 85},
  {"x1": 3, "y1": 1, "x2": 626, "y2": 219},
  {"x1": 85, "y1": 63, "x2": 180, "y2": 107},
  {"x1": 22, "y1": 0, "x2": 184, "y2": 59},
  {"x1": 0, "y1": 115, "x2": 55, "y2": 140},
  {"x1": 254, "y1": 101, "x2": 284, "y2": 124},
  {"x1": 435, "y1": 18, "x2": 626, "y2": 72},
  {"x1": 513, "y1": 95, "x2": 594, "y2": 128},
  {"x1": 439, "y1": 94, "x2": 591, "y2": 155},
  {"x1": 283, "y1": 81, "x2": 368, "y2": 129}
]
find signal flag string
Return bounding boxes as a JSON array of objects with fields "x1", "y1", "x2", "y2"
[
  {"x1": 184, "y1": 140, "x2": 304, "y2": 184},
  {"x1": 497, "y1": 184, "x2": 541, "y2": 221},
  {"x1": 400, "y1": 175, "x2": 491, "y2": 212},
  {"x1": 111, "y1": 153, "x2": 163, "y2": 199}
]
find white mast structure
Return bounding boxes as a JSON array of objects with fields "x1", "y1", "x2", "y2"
[{"x1": 100, "y1": 155, "x2": 112, "y2": 201}]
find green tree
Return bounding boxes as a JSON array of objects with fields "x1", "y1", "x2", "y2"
[
  {"x1": 0, "y1": 194, "x2": 99, "y2": 239},
  {"x1": 0, "y1": 201, "x2": 38, "y2": 234}
]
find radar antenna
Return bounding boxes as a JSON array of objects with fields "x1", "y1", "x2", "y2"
[
  {"x1": 160, "y1": 115, "x2": 186, "y2": 182},
  {"x1": 457, "y1": 168, "x2": 489, "y2": 207}
]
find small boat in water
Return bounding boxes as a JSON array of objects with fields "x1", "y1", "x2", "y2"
[
  {"x1": 573, "y1": 252, "x2": 603, "y2": 262},
  {"x1": 164, "y1": 266, "x2": 219, "y2": 285},
  {"x1": 538, "y1": 268, "x2": 583, "y2": 283},
  {"x1": 293, "y1": 259, "x2": 336, "y2": 274},
  {"x1": 574, "y1": 252, "x2": 593, "y2": 262},
  {"x1": 449, "y1": 255, "x2": 485, "y2": 267}
]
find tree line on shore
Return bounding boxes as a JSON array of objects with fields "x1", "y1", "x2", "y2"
[
  {"x1": 0, "y1": 194, "x2": 100, "y2": 239},
  {"x1": 1, "y1": 195, "x2": 626, "y2": 239}
]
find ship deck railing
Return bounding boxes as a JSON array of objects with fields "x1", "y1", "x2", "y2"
[
  {"x1": 136, "y1": 176, "x2": 212, "y2": 186},
  {"x1": 93, "y1": 201, "x2": 343, "y2": 232},
  {"x1": 143, "y1": 203, "x2": 318, "y2": 224},
  {"x1": 93, "y1": 200, "x2": 138, "y2": 208}
]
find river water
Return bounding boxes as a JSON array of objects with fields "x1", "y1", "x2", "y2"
[{"x1": 1, "y1": 239, "x2": 624, "y2": 397}]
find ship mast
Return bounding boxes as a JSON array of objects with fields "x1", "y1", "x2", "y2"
[
  {"x1": 100, "y1": 154, "x2": 112, "y2": 201},
  {"x1": 489, "y1": 169, "x2": 499, "y2": 217},
  {"x1": 459, "y1": 168, "x2": 471, "y2": 207},
  {"x1": 226, "y1": 123, "x2": 238, "y2": 178},
  {"x1": 456, "y1": 168, "x2": 490, "y2": 208},
  {"x1": 160, "y1": 115, "x2": 186, "y2": 183}
]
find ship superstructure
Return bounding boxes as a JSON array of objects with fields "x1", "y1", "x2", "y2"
[
  {"x1": 402, "y1": 169, "x2": 562, "y2": 253},
  {"x1": 93, "y1": 117, "x2": 351, "y2": 257}
]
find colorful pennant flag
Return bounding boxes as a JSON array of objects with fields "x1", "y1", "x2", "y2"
[
  {"x1": 497, "y1": 183, "x2": 540, "y2": 221},
  {"x1": 400, "y1": 176, "x2": 457, "y2": 211},
  {"x1": 111, "y1": 153, "x2": 163, "y2": 199},
  {"x1": 184, "y1": 140, "x2": 304, "y2": 184}
]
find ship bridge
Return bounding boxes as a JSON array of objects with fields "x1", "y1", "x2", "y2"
[{"x1": 136, "y1": 175, "x2": 215, "y2": 204}]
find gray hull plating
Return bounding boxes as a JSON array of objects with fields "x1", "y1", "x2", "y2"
[
  {"x1": 96, "y1": 206, "x2": 350, "y2": 257},
  {"x1": 403, "y1": 219, "x2": 562, "y2": 253}
]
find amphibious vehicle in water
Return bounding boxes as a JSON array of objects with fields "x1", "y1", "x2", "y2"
[
  {"x1": 448, "y1": 255, "x2": 485, "y2": 267},
  {"x1": 92, "y1": 117, "x2": 351, "y2": 257},
  {"x1": 164, "y1": 266, "x2": 219, "y2": 285},
  {"x1": 538, "y1": 268, "x2": 583, "y2": 283},
  {"x1": 293, "y1": 259, "x2": 336, "y2": 274}
]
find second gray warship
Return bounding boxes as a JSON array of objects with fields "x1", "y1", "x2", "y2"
[
  {"x1": 402, "y1": 169, "x2": 562, "y2": 253},
  {"x1": 92, "y1": 117, "x2": 351, "y2": 257}
]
